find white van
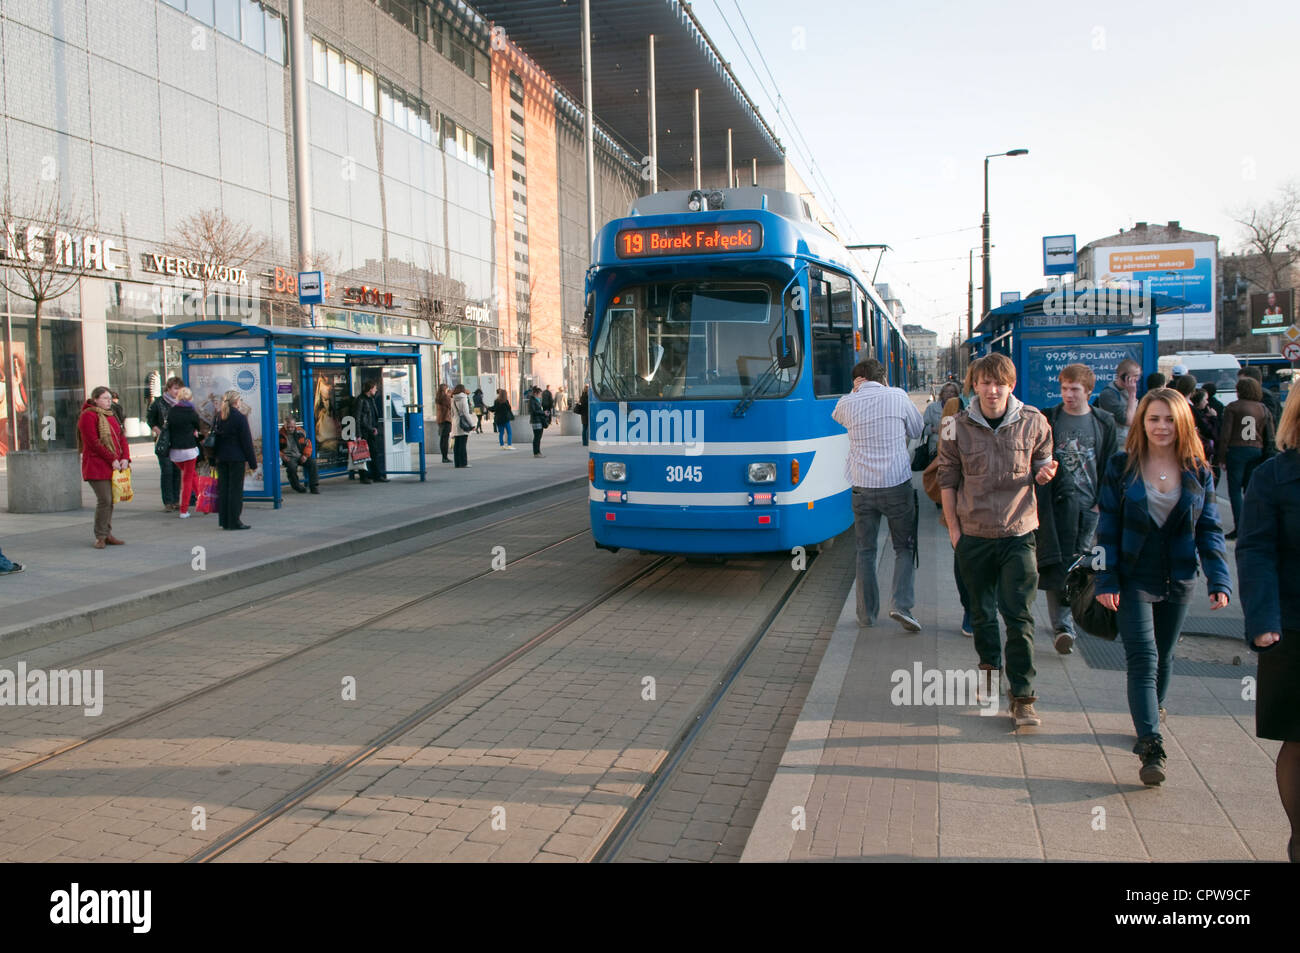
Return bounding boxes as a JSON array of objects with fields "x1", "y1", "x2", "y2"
[{"x1": 1157, "y1": 351, "x2": 1241, "y2": 405}]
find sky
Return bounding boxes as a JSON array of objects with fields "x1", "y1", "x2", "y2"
[{"x1": 689, "y1": 0, "x2": 1300, "y2": 346}]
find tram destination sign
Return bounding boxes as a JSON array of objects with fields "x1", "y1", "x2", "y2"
[{"x1": 616, "y1": 222, "x2": 763, "y2": 259}]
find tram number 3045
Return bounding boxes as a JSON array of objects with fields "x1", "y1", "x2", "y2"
[{"x1": 665, "y1": 465, "x2": 703, "y2": 483}]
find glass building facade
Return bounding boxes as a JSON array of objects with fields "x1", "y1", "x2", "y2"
[{"x1": 0, "y1": 0, "x2": 640, "y2": 454}]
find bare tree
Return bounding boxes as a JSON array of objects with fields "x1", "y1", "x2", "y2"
[
  {"x1": 173, "y1": 209, "x2": 270, "y2": 319},
  {"x1": 1232, "y1": 180, "x2": 1300, "y2": 291},
  {"x1": 0, "y1": 186, "x2": 97, "y2": 451}
]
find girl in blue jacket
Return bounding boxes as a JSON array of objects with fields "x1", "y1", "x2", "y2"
[{"x1": 1095, "y1": 389, "x2": 1231, "y2": 786}]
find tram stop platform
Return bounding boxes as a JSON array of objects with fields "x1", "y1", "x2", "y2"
[
  {"x1": 0, "y1": 431, "x2": 589, "y2": 651},
  {"x1": 741, "y1": 471, "x2": 1290, "y2": 863}
]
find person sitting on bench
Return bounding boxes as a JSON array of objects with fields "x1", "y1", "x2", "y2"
[{"x1": 279, "y1": 416, "x2": 319, "y2": 494}]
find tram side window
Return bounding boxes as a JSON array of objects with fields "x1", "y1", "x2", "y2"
[{"x1": 811, "y1": 270, "x2": 854, "y2": 397}]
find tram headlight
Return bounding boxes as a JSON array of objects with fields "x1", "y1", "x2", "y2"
[
  {"x1": 747, "y1": 462, "x2": 777, "y2": 483},
  {"x1": 687, "y1": 189, "x2": 704, "y2": 212},
  {"x1": 603, "y1": 461, "x2": 627, "y2": 482}
]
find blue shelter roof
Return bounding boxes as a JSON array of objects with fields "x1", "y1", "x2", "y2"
[{"x1": 148, "y1": 321, "x2": 440, "y2": 348}]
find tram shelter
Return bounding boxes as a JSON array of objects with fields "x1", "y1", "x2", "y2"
[
  {"x1": 967, "y1": 287, "x2": 1188, "y2": 407},
  {"x1": 149, "y1": 320, "x2": 437, "y2": 506}
]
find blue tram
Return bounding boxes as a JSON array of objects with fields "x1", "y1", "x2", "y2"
[{"x1": 585, "y1": 187, "x2": 910, "y2": 555}]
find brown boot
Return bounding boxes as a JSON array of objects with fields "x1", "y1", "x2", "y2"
[
  {"x1": 93, "y1": 538, "x2": 106, "y2": 549},
  {"x1": 105, "y1": 536, "x2": 126, "y2": 545}
]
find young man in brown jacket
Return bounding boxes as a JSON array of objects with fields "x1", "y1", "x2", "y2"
[{"x1": 938, "y1": 353, "x2": 1057, "y2": 726}]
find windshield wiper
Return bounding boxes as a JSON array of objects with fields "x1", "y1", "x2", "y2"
[{"x1": 732, "y1": 358, "x2": 782, "y2": 417}]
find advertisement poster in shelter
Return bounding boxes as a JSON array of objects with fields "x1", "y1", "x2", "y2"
[
  {"x1": 312, "y1": 368, "x2": 350, "y2": 469},
  {"x1": 190, "y1": 361, "x2": 265, "y2": 494}
]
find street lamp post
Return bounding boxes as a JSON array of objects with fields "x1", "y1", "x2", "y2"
[{"x1": 982, "y1": 149, "x2": 1029, "y2": 321}]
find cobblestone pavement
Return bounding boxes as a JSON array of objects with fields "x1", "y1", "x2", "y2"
[{"x1": 742, "y1": 476, "x2": 1289, "y2": 863}]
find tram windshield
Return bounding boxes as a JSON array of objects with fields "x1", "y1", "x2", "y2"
[{"x1": 591, "y1": 280, "x2": 799, "y2": 401}]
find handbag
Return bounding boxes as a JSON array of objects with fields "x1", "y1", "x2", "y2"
[
  {"x1": 348, "y1": 438, "x2": 371, "y2": 463},
  {"x1": 155, "y1": 405, "x2": 171, "y2": 457},
  {"x1": 1064, "y1": 554, "x2": 1118, "y2": 640},
  {"x1": 111, "y1": 468, "x2": 134, "y2": 504},
  {"x1": 458, "y1": 412, "x2": 475, "y2": 432},
  {"x1": 911, "y1": 440, "x2": 932, "y2": 472}
]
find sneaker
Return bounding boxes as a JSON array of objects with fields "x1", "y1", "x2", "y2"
[
  {"x1": 179, "y1": 511, "x2": 190, "y2": 519},
  {"x1": 960, "y1": 612, "x2": 973, "y2": 638},
  {"x1": 0, "y1": 562, "x2": 24, "y2": 575},
  {"x1": 889, "y1": 608, "x2": 922, "y2": 632},
  {"x1": 1009, "y1": 695, "x2": 1041, "y2": 727},
  {"x1": 1134, "y1": 738, "x2": 1167, "y2": 785},
  {"x1": 1053, "y1": 630, "x2": 1075, "y2": 654}
]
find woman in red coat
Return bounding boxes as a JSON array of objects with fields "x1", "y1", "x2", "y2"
[{"x1": 78, "y1": 386, "x2": 130, "y2": 549}]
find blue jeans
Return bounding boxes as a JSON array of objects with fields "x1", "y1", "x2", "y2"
[
  {"x1": 498, "y1": 420, "x2": 512, "y2": 446},
  {"x1": 1225, "y1": 445, "x2": 1261, "y2": 531},
  {"x1": 851, "y1": 482, "x2": 916, "y2": 625},
  {"x1": 0, "y1": 546, "x2": 13, "y2": 572},
  {"x1": 1117, "y1": 583, "x2": 1190, "y2": 741},
  {"x1": 1045, "y1": 508, "x2": 1100, "y2": 634}
]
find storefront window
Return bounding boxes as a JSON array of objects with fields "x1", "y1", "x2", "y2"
[
  {"x1": 3, "y1": 315, "x2": 85, "y2": 454},
  {"x1": 107, "y1": 324, "x2": 165, "y2": 427}
]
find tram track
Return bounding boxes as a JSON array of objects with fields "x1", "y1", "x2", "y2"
[
  {"x1": 11, "y1": 496, "x2": 582, "y2": 676},
  {"x1": 0, "y1": 501, "x2": 593, "y2": 782},
  {"x1": 187, "y1": 555, "x2": 676, "y2": 862},
  {"x1": 592, "y1": 550, "x2": 820, "y2": 863}
]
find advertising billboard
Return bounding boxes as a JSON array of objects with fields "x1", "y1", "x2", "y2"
[
  {"x1": 1250, "y1": 289, "x2": 1293, "y2": 336},
  {"x1": 1091, "y1": 241, "x2": 1216, "y2": 341},
  {"x1": 1024, "y1": 341, "x2": 1145, "y2": 410}
]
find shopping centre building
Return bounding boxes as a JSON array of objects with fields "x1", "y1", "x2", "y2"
[{"x1": 0, "y1": 0, "x2": 791, "y2": 454}]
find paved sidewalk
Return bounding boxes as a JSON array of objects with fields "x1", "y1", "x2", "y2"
[
  {"x1": 0, "y1": 431, "x2": 589, "y2": 648},
  {"x1": 743, "y1": 474, "x2": 1287, "y2": 863}
]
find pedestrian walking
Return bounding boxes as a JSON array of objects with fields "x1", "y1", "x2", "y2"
[
  {"x1": 213, "y1": 390, "x2": 257, "y2": 530},
  {"x1": 492, "y1": 388, "x2": 515, "y2": 449},
  {"x1": 165, "y1": 387, "x2": 204, "y2": 519},
  {"x1": 529, "y1": 386, "x2": 547, "y2": 457},
  {"x1": 1036, "y1": 364, "x2": 1118, "y2": 654},
  {"x1": 77, "y1": 386, "x2": 130, "y2": 549},
  {"x1": 832, "y1": 358, "x2": 924, "y2": 632},
  {"x1": 0, "y1": 544, "x2": 25, "y2": 575},
  {"x1": 1235, "y1": 384, "x2": 1300, "y2": 862},
  {"x1": 472, "y1": 387, "x2": 486, "y2": 433},
  {"x1": 1240, "y1": 366, "x2": 1283, "y2": 426},
  {"x1": 148, "y1": 375, "x2": 184, "y2": 511},
  {"x1": 541, "y1": 385, "x2": 554, "y2": 424},
  {"x1": 573, "y1": 386, "x2": 589, "y2": 447},
  {"x1": 937, "y1": 353, "x2": 1057, "y2": 727},
  {"x1": 930, "y1": 386, "x2": 973, "y2": 637},
  {"x1": 1095, "y1": 388, "x2": 1230, "y2": 785},
  {"x1": 1095, "y1": 359, "x2": 1140, "y2": 447},
  {"x1": 922, "y1": 381, "x2": 961, "y2": 460},
  {"x1": 279, "y1": 416, "x2": 319, "y2": 493},
  {"x1": 435, "y1": 383, "x2": 452, "y2": 463},
  {"x1": 1216, "y1": 375, "x2": 1275, "y2": 539},
  {"x1": 1190, "y1": 389, "x2": 1218, "y2": 462},
  {"x1": 356, "y1": 380, "x2": 387, "y2": 483},
  {"x1": 451, "y1": 383, "x2": 473, "y2": 468}
]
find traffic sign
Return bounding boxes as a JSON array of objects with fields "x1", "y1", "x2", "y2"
[
  {"x1": 1283, "y1": 342, "x2": 1300, "y2": 361},
  {"x1": 298, "y1": 271, "x2": 324, "y2": 306},
  {"x1": 1284, "y1": 323, "x2": 1300, "y2": 343}
]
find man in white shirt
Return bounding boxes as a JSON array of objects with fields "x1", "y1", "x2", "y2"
[{"x1": 832, "y1": 358, "x2": 925, "y2": 631}]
